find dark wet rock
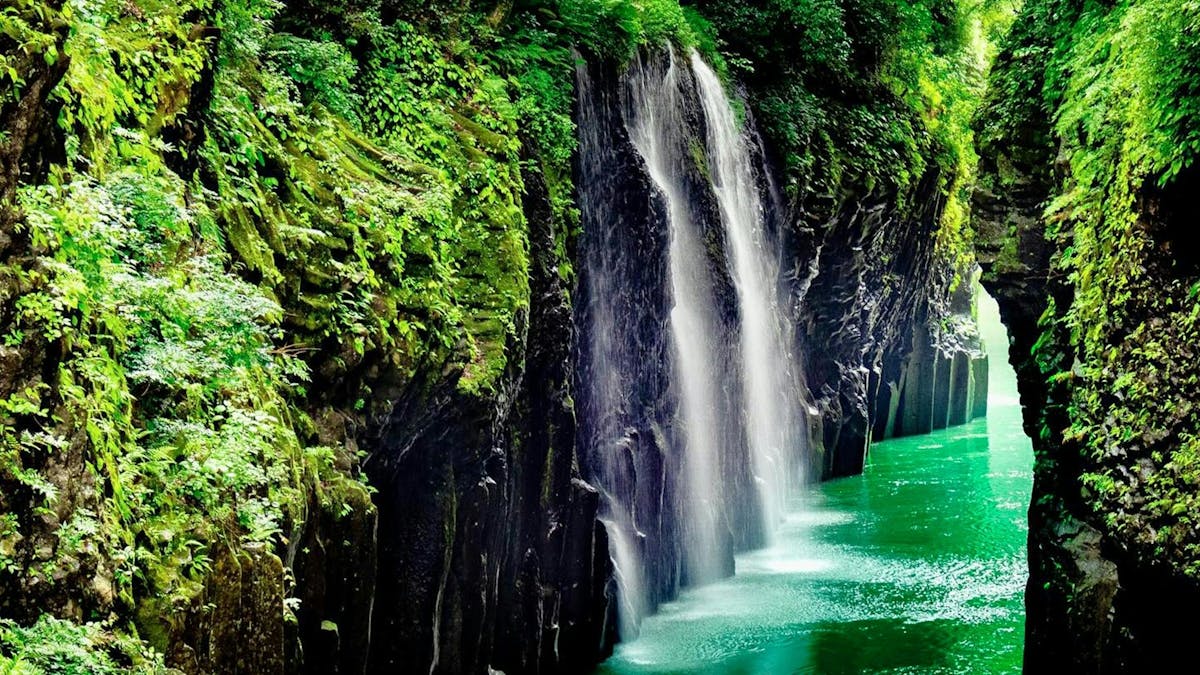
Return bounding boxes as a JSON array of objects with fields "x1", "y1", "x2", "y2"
[
  {"x1": 288, "y1": 481, "x2": 378, "y2": 675},
  {"x1": 157, "y1": 545, "x2": 285, "y2": 674},
  {"x1": 363, "y1": 131, "x2": 611, "y2": 674},
  {"x1": 787, "y1": 169, "x2": 987, "y2": 479}
]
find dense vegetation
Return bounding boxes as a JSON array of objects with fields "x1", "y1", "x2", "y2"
[
  {"x1": 697, "y1": 0, "x2": 1016, "y2": 267},
  {"x1": 1, "y1": 0, "x2": 547, "y2": 668},
  {"x1": 1, "y1": 0, "x2": 1013, "y2": 670},
  {"x1": 978, "y1": 0, "x2": 1200, "y2": 577}
]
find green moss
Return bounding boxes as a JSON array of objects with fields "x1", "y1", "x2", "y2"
[
  {"x1": 992, "y1": 223, "x2": 1025, "y2": 275},
  {"x1": 689, "y1": 138, "x2": 712, "y2": 183},
  {"x1": 1053, "y1": 0, "x2": 1200, "y2": 572},
  {"x1": 982, "y1": 0, "x2": 1200, "y2": 575}
]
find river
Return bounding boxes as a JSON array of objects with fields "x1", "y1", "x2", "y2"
[{"x1": 596, "y1": 293, "x2": 1031, "y2": 674}]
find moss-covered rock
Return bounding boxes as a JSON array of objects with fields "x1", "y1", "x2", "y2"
[{"x1": 975, "y1": 0, "x2": 1200, "y2": 669}]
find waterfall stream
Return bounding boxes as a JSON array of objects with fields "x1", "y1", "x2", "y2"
[
  {"x1": 691, "y1": 51, "x2": 808, "y2": 538},
  {"x1": 626, "y1": 50, "x2": 729, "y2": 588},
  {"x1": 573, "y1": 54, "x2": 652, "y2": 639},
  {"x1": 575, "y1": 47, "x2": 813, "y2": 638}
]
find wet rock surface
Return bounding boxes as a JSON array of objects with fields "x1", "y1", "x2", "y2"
[{"x1": 788, "y1": 171, "x2": 988, "y2": 480}]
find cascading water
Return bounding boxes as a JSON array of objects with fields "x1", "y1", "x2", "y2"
[
  {"x1": 690, "y1": 52, "x2": 808, "y2": 537},
  {"x1": 573, "y1": 55, "x2": 653, "y2": 638},
  {"x1": 624, "y1": 51, "x2": 729, "y2": 587},
  {"x1": 574, "y1": 46, "x2": 813, "y2": 640}
]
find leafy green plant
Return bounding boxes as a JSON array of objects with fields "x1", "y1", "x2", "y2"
[
  {"x1": 0, "y1": 616, "x2": 166, "y2": 675},
  {"x1": 266, "y1": 33, "x2": 362, "y2": 123},
  {"x1": 0, "y1": 0, "x2": 67, "y2": 108}
]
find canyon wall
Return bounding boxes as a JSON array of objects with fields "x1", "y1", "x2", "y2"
[
  {"x1": 796, "y1": 168, "x2": 989, "y2": 479},
  {"x1": 974, "y1": 0, "x2": 1200, "y2": 670},
  {"x1": 1, "y1": 2, "x2": 991, "y2": 673}
]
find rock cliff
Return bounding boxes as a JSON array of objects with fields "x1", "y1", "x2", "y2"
[{"x1": 974, "y1": 0, "x2": 1200, "y2": 670}]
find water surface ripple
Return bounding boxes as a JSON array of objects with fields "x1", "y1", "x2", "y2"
[{"x1": 597, "y1": 362, "x2": 1032, "y2": 674}]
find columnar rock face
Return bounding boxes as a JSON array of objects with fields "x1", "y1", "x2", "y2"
[
  {"x1": 364, "y1": 160, "x2": 613, "y2": 674},
  {"x1": 977, "y1": 148, "x2": 1200, "y2": 671},
  {"x1": 0, "y1": 2, "x2": 73, "y2": 625},
  {"x1": 972, "y1": 118, "x2": 1122, "y2": 674},
  {"x1": 572, "y1": 49, "x2": 771, "y2": 632},
  {"x1": 0, "y1": 5, "x2": 381, "y2": 673},
  {"x1": 566, "y1": 47, "x2": 992, "y2": 645},
  {"x1": 359, "y1": 46, "x2": 996, "y2": 673},
  {"x1": 287, "y1": 482, "x2": 377, "y2": 674},
  {"x1": 790, "y1": 173, "x2": 989, "y2": 479}
]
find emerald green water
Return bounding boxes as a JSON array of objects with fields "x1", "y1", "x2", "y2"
[{"x1": 597, "y1": 295, "x2": 1031, "y2": 674}]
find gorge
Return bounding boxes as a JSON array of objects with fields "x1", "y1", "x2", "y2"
[
  {"x1": 599, "y1": 293, "x2": 1030, "y2": 674},
  {"x1": 2, "y1": 1, "x2": 1199, "y2": 674}
]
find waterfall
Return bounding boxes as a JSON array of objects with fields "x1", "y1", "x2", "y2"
[
  {"x1": 625, "y1": 51, "x2": 728, "y2": 586},
  {"x1": 573, "y1": 54, "x2": 652, "y2": 639},
  {"x1": 690, "y1": 52, "x2": 807, "y2": 536},
  {"x1": 573, "y1": 47, "x2": 812, "y2": 640}
]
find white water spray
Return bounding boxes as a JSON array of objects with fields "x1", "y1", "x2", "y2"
[
  {"x1": 626, "y1": 51, "x2": 727, "y2": 585},
  {"x1": 691, "y1": 51, "x2": 807, "y2": 538}
]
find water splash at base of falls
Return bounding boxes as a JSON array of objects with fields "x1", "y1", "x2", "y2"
[{"x1": 573, "y1": 47, "x2": 813, "y2": 638}]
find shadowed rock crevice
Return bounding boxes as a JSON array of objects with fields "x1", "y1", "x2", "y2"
[{"x1": 792, "y1": 169, "x2": 989, "y2": 479}]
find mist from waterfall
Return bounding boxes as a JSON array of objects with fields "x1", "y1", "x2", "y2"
[
  {"x1": 690, "y1": 51, "x2": 808, "y2": 538},
  {"x1": 574, "y1": 47, "x2": 811, "y2": 639}
]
